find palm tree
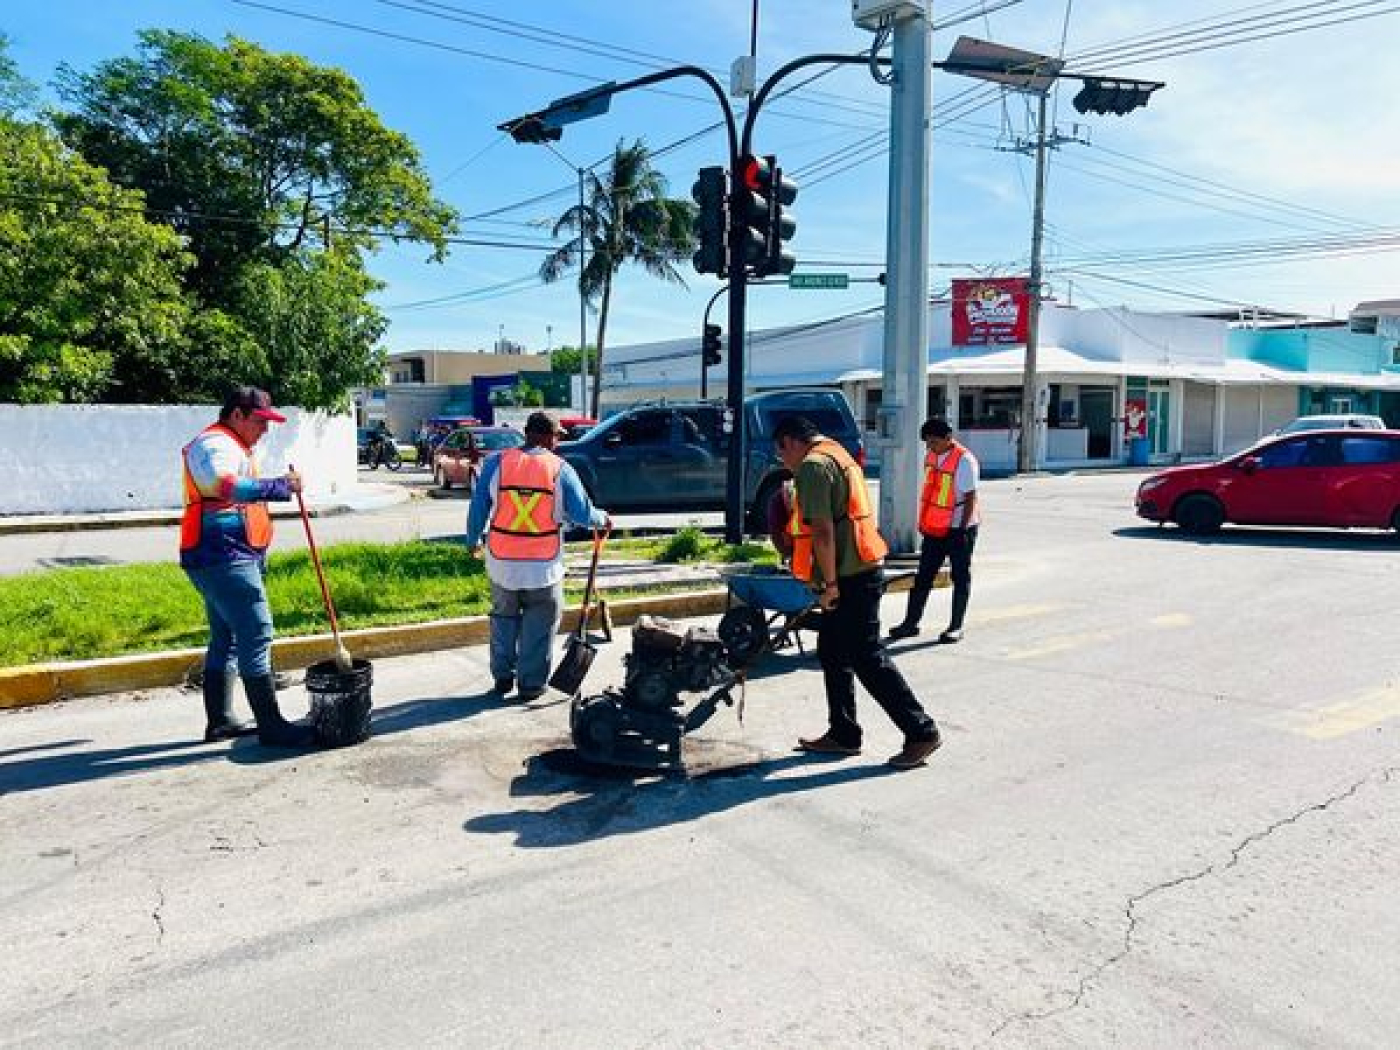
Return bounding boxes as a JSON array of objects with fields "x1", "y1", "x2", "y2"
[{"x1": 540, "y1": 140, "x2": 695, "y2": 417}]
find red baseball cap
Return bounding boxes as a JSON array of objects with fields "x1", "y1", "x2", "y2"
[{"x1": 224, "y1": 386, "x2": 287, "y2": 424}]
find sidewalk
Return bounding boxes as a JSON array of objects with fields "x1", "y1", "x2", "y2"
[{"x1": 0, "y1": 482, "x2": 412, "y2": 536}]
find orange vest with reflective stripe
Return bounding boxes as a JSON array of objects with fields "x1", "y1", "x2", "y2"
[
  {"x1": 918, "y1": 442, "x2": 965, "y2": 538},
  {"x1": 487, "y1": 448, "x2": 563, "y2": 562},
  {"x1": 789, "y1": 439, "x2": 889, "y2": 583},
  {"x1": 179, "y1": 423, "x2": 274, "y2": 553}
]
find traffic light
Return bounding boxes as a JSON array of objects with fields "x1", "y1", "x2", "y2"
[
  {"x1": 736, "y1": 154, "x2": 798, "y2": 278},
  {"x1": 690, "y1": 166, "x2": 728, "y2": 276},
  {"x1": 503, "y1": 115, "x2": 562, "y2": 144},
  {"x1": 702, "y1": 323, "x2": 722, "y2": 367},
  {"x1": 1072, "y1": 77, "x2": 1161, "y2": 116}
]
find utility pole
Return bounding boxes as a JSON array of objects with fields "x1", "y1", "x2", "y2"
[
  {"x1": 876, "y1": 9, "x2": 933, "y2": 554},
  {"x1": 1015, "y1": 96, "x2": 1087, "y2": 473}
]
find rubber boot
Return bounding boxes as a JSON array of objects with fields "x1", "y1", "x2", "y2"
[
  {"x1": 242, "y1": 673, "x2": 316, "y2": 749},
  {"x1": 203, "y1": 671, "x2": 256, "y2": 742}
]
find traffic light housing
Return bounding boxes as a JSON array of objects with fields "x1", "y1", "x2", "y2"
[
  {"x1": 737, "y1": 154, "x2": 798, "y2": 278},
  {"x1": 690, "y1": 166, "x2": 728, "y2": 276},
  {"x1": 702, "y1": 323, "x2": 722, "y2": 367},
  {"x1": 1072, "y1": 77, "x2": 1161, "y2": 116}
]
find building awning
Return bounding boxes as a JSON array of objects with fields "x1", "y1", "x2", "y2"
[{"x1": 837, "y1": 346, "x2": 1400, "y2": 389}]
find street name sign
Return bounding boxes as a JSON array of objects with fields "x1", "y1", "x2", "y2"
[{"x1": 789, "y1": 273, "x2": 849, "y2": 290}]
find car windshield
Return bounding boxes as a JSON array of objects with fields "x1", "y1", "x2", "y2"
[{"x1": 474, "y1": 430, "x2": 523, "y2": 451}]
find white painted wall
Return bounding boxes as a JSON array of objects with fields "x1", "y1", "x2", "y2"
[{"x1": 0, "y1": 405, "x2": 355, "y2": 515}]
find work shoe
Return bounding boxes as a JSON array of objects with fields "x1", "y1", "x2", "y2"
[
  {"x1": 201, "y1": 671, "x2": 256, "y2": 742},
  {"x1": 938, "y1": 628, "x2": 964, "y2": 644},
  {"x1": 517, "y1": 688, "x2": 547, "y2": 704},
  {"x1": 888, "y1": 732, "x2": 943, "y2": 770},
  {"x1": 242, "y1": 673, "x2": 316, "y2": 749},
  {"x1": 796, "y1": 733, "x2": 861, "y2": 756},
  {"x1": 493, "y1": 676, "x2": 515, "y2": 696},
  {"x1": 886, "y1": 622, "x2": 920, "y2": 641}
]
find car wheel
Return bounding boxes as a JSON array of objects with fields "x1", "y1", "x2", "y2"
[
  {"x1": 1174, "y1": 494, "x2": 1224, "y2": 536},
  {"x1": 435, "y1": 466, "x2": 450, "y2": 490},
  {"x1": 1390, "y1": 506, "x2": 1400, "y2": 538},
  {"x1": 385, "y1": 446, "x2": 403, "y2": 472}
]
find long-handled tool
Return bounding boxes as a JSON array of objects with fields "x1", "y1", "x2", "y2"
[
  {"x1": 549, "y1": 525, "x2": 610, "y2": 696},
  {"x1": 292, "y1": 467, "x2": 353, "y2": 672}
]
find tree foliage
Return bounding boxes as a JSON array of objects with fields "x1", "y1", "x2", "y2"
[
  {"x1": 540, "y1": 140, "x2": 694, "y2": 417},
  {"x1": 49, "y1": 30, "x2": 458, "y2": 409},
  {"x1": 0, "y1": 120, "x2": 192, "y2": 403}
]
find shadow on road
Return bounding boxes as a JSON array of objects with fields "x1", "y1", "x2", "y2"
[
  {"x1": 1114, "y1": 524, "x2": 1400, "y2": 552},
  {"x1": 0, "y1": 738, "x2": 220, "y2": 795},
  {"x1": 463, "y1": 749, "x2": 897, "y2": 847}
]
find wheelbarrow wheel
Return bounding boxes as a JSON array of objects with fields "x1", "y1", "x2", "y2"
[{"x1": 718, "y1": 605, "x2": 770, "y2": 665}]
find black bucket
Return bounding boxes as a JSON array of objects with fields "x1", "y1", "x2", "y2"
[{"x1": 306, "y1": 658, "x2": 374, "y2": 748}]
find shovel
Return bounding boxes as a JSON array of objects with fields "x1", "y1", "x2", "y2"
[
  {"x1": 549, "y1": 525, "x2": 609, "y2": 696},
  {"x1": 292, "y1": 467, "x2": 353, "y2": 672}
]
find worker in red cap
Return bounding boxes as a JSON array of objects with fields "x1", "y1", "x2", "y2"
[{"x1": 179, "y1": 386, "x2": 314, "y2": 748}]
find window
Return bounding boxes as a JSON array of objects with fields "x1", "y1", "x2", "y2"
[
  {"x1": 475, "y1": 430, "x2": 523, "y2": 451},
  {"x1": 617, "y1": 411, "x2": 673, "y2": 447},
  {"x1": 863, "y1": 388, "x2": 882, "y2": 431},
  {"x1": 677, "y1": 407, "x2": 724, "y2": 448},
  {"x1": 1340, "y1": 437, "x2": 1400, "y2": 464},
  {"x1": 1259, "y1": 439, "x2": 1308, "y2": 468}
]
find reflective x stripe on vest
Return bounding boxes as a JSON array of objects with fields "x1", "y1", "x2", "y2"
[
  {"x1": 487, "y1": 448, "x2": 563, "y2": 562},
  {"x1": 918, "y1": 442, "x2": 965, "y2": 538},
  {"x1": 179, "y1": 423, "x2": 273, "y2": 553},
  {"x1": 789, "y1": 439, "x2": 889, "y2": 583}
]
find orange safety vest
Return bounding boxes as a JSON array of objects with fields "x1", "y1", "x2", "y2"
[
  {"x1": 487, "y1": 448, "x2": 563, "y2": 562},
  {"x1": 918, "y1": 442, "x2": 966, "y2": 538},
  {"x1": 789, "y1": 439, "x2": 889, "y2": 583},
  {"x1": 179, "y1": 423, "x2": 274, "y2": 553}
]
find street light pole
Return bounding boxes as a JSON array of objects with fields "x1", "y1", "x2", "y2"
[{"x1": 877, "y1": 10, "x2": 933, "y2": 555}]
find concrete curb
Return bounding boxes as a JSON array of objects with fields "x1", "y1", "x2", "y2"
[
  {"x1": 0, "y1": 485, "x2": 411, "y2": 536},
  {"x1": 0, "y1": 572, "x2": 927, "y2": 710}
]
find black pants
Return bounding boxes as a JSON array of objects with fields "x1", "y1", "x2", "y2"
[
  {"x1": 818, "y1": 569, "x2": 938, "y2": 748},
  {"x1": 903, "y1": 525, "x2": 978, "y2": 631}
]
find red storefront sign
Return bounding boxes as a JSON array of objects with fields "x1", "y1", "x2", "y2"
[{"x1": 951, "y1": 277, "x2": 1030, "y2": 346}]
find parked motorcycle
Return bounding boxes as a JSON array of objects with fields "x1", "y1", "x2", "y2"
[{"x1": 365, "y1": 432, "x2": 403, "y2": 472}]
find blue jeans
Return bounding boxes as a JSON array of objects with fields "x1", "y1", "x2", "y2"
[
  {"x1": 185, "y1": 560, "x2": 275, "y2": 677},
  {"x1": 489, "y1": 580, "x2": 564, "y2": 691}
]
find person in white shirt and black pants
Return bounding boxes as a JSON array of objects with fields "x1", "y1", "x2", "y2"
[{"x1": 888, "y1": 418, "x2": 980, "y2": 644}]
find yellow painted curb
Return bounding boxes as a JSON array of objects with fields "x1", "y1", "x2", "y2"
[{"x1": 0, "y1": 570, "x2": 939, "y2": 711}]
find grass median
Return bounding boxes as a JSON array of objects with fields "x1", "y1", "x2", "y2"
[{"x1": 0, "y1": 529, "x2": 775, "y2": 667}]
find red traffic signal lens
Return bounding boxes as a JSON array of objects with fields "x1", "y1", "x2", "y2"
[{"x1": 742, "y1": 155, "x2": 769, "y2": 192}]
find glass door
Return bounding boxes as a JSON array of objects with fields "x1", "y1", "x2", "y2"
[{"x1": 1148, "y1": 387, "x2": 1171, "y2": 456}]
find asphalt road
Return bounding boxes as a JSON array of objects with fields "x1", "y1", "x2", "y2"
[{"x1": 3, "y1": 472, "x2": 1399, "y2": 1047}]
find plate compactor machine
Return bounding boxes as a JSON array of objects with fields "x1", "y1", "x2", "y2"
[{"x1": 568, "y1": 615, "x2": 744, "y2": 771}]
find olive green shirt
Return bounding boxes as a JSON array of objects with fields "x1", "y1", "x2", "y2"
[{"x1": 794, "y1": 448, "x2": 879, "y2": 586}]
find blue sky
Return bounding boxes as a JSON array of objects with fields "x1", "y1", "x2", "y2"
[{"x1": 6, "y1": 1, "x2": 1400, "y2": 355}]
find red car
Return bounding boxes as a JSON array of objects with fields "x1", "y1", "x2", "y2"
[
  {"x1": 433, "y1": 426, "x2": 524, "y2": 490},
  {"x1": 1136, "y1": 429, "x2": 1400, "y2": 535}
]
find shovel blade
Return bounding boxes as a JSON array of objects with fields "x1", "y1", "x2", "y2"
[{"x1": 549, "y1": 635, "x2": 597, "y2": 696}]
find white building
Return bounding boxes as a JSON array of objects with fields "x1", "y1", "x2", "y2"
[{"x1": 600, "y1": 298, "x2": 1400, "y2": 472}]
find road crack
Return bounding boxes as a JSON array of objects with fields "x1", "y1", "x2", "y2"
[
  {"x1": 986, "y1": 766, "x2": 1396, "y2": 1044},
  {"x1": 151, "y1": 887, "x2": 166, "y2": 945}
]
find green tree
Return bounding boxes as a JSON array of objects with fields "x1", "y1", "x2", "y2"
[
  {"x1": 52, "y1": 30, "x2": 458, "y2": 408},
  {"x1": 0, "y1": 34, "x2": 38, "y2": 118},
  {"x1": 540, "y1": 140, "x2": 694, "y2": 417},
  {"x1": 0, "y1": 120, "x2": 192, "y2": 403},
  {"x1": 549, "y1": 344, "x2": 598, "y2": 377}
]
